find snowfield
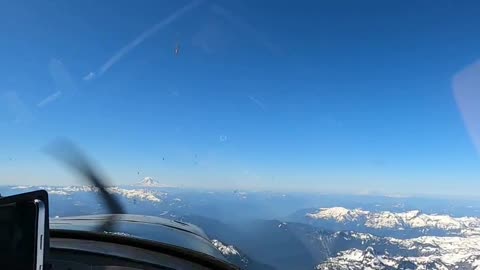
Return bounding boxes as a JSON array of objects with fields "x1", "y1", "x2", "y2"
[
  {"x1": 212, "y1": 239, "x2": 239, "y2": 256},
  {"x1": 307, "y1": 207, "x2": 370, "y2": 222}
]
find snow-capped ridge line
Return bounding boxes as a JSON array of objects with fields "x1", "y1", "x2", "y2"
[
  {"x1": 12, "y1": 185, "x2": 163, "y2": 203},
  {"x1": 307, "y1": 207, "x2": 480, "y2": 231}
]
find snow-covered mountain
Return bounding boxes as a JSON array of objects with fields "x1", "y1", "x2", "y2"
[
  {"x1": 317, "y1": 247, "x2": 396, "y2": 270},
  {"x1": 309, "y1": 207, "x2": 370, "y2": 222},
  {"x1": 211, "y1": 239, "x2": 274, "y2": 270},
  {"x1": 136, "y1": 177, "x2": 168, "y2": 187},
  {"x1": 12, "y1": 185, "x2": 164, "y2": 202},
  {"x1": 305, "y1": 208, "x2": 480, "y2": 269},
  {"x1": 316, "y1": 234, "x2": 480, "y2": 270},
  {"x1": 212, "y1": 239, "x2": 240, "y2": 256},
  {"x1": 306, "y1": 207, "x2": 480, "y2": 234}
]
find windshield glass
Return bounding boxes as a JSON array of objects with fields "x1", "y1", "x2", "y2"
[{"x1": 2, "y1": 1, "x2": 480, "y2": 269}]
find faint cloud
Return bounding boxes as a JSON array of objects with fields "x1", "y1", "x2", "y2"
[
  {"x1": 49, "y1": 59, "x2": 77, "y2": 94},
  {"x1": 1, "y1": 91, "x2": 32, "y2": 123},
  {"x1": 219, "y1": 135, "x2": 228, "y2": 142},
  {"x1": 372, "y1": 159, "x2": 387, "y2": 167},
  {"x1": 453, "y1": 60, "x2": 480, "y2": 153},
  {"x1": 211, "y1": 4, "x2": 278, "y2": 54},
  {"x1": 354, "y1": 189, "x2": 379, "y2": 196},
  {"x1": 93, "y1": 0, "x2": 203, "y2": 79},
  {"x1": 37, "y1": 91, "x2": 62, "y2": 108},
  {"x1": 169, "y1": 89, "x2": 180, "y2": 97},
  {"x1": 83, "y1": 72, "x2": 96, "y2": 81},
  {"x1": 37, "y1": 59, "x2": 76, "y2": 108},
  {"x1": 247, "y1": 95, "x2": 266, "y2": 111},
  {"x1": 322, "y1": 115, "x2": 343, "y2": 127},
  {"x1": 241, "y1": 169, "x2": 261, "y2": 180},
  {"x1": 192, "y1": 20, "x2": 232, "y2": 54},
  {"x1": 192, "y1": 25, "x2": 215, "y2": 54}
]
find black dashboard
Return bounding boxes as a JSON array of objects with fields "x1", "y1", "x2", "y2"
[{"x1": 49, "y1": 238, "x2": 213, "y2": 270}]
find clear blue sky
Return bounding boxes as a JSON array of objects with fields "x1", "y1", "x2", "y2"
[{"x1": 1, "y1": 1, "x2": 480, "y2": 196}]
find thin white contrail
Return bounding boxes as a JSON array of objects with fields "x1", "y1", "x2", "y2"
[
  {"x1": 248, "y1": 95, "x2": 266, "y2": 111},
  {"x1": 37, "y1": 59, "x2": 76, "y2": 107},
  {"x1": 211, "y1": 4, "x2": 277, "y2": 54},
  {"x1": 83, "y1": 72, "x2": 95, "y2": 81},
  {"x1": 95, "y1": 0, "x2": 203, "y2": 78},
  {"x1": 37, "y1": 91, "x2": 62, "y2": 108},
  {"x1": 2, "y1": 91, "x2": 32, "y2": 123}
]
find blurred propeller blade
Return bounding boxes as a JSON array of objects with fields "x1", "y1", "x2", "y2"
[{"x1": 45, "y1": 139, "x2": 125, "y2": 231}]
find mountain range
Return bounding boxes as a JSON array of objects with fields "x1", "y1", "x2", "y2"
[
  {"x1": 4, "y1": 186, "x2": 480, "y2": 269},
  {"x1": 306, "y1": 207, "x2": 480, "y2": 232}
]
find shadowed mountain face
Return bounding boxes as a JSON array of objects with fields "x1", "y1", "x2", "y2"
[
  {"x1": 182, "y1": 216, "x2": 420, "y2": 270},
  {"x1": 183, "y1": 216, "x2": 322, "y2": 269}
]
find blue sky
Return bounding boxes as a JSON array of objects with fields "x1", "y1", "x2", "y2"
[{"x1": 1, "y1": 1, "x2": 480, "y2": 196}]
